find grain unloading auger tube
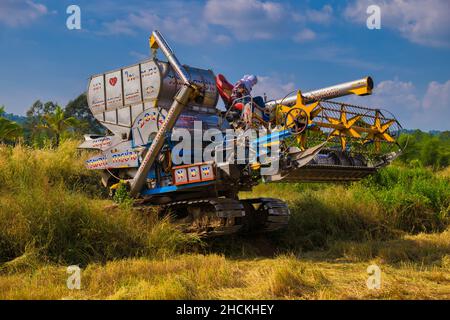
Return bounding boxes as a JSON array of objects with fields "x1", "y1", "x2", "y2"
[
  {"x1": 129, "y1": 30, "x2": 198, "y2": 197},
  {"x1": 265, "y1": 76, "x2": 374, "y2": 109}
]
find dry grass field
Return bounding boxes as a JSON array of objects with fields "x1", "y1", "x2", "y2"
[{"x1": 0, "y1": 141, "x2": 448, "y2": 299}]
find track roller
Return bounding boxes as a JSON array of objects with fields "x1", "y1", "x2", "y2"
[
  {"x1": 241, "y1": 198, "x2": 290, "y2": 233},
  {"x1": 161, "y1": 198, "x2": 245, "y2": 236}
]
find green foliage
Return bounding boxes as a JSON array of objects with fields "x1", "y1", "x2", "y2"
[
  {"x1": 397, "y1": 130, "x2": 450, "y2": 169},
  {"x1": 38, "y1": 105, "x2": 79, "y2": 147},
  {"x1": 112, "y1": 181, "x2": 133, "y2": 208},
  {"x1": 360, "y1": 166, "x2": 449, "y2": 233},
  {"x1": 22, "y1": 96, "x2": 102, "y2": 147},
  {"x1": 240, "y1": 166, "x2": 449, "y2": 254},
  {"x1": 275, "y1": 186, "x2": 395, "y2": 251},
  {"x1": 0, "y1": 142, "x2": 200, "y2": 267},
  {"x1": 1, "y1": 102, "x2": 449, "y2": 268},
  {"x1": 65, "y1": 93, "x2": 104, "y2": 134},
  {"x1": 24, "y1": 101, "x2": 77, "y2": 147},
  {"x1": 0, "y1": 118, "x2": 22, "y2": 144},
  {"x1": 0, "y1": 106, "x2": 22, "y2": 144}
]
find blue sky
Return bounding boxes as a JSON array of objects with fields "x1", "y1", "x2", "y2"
[{"x1": 0, "y1": 0, "x2": 449, "y2": 130}]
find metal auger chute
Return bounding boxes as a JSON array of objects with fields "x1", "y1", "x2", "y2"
[{"x1": 129, "y1": 30, "x2": 199, "y2": 197}]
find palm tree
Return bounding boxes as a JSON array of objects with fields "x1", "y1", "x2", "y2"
[
  {"x1": 0, "y1": 106, "x2": 23, "y2": 143},
  {"x1": 39, "y1": 105, "x2": 79, "y2": 146}
]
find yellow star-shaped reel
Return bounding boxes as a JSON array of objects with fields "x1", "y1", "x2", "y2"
[
  {"x1": 326, "y1": 110, "x2": 362, "y2": 150},
  {"x1": 365, "y1": 111, "x2": 396, "y2": 152}
]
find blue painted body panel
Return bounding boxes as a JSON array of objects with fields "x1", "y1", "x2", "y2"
[{"x1": 141, "y1": 181, "x2": 215, "y2": 195}]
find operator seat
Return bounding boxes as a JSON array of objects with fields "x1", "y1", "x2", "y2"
[{"x1": 215, "y1": 74, "x2": 243, "y2": 111}]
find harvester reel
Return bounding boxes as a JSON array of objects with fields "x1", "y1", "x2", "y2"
[{"x1": 284, "y1": 108, "x2": 308, "y2": 134}]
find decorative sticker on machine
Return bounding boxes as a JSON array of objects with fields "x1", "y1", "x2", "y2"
[
  {"x1": 88, "y1": 75, "x2": 105, "y2": 114},
  {"x1": 86, "y1": 155, "x2": 108, "y2": 169},
  {"x1": 92, "y1": 141, "x2": 140, "y2": 169},
  {"x1": 132, "y1": 107, "x2": 168, "y2": 147},
  {"x1": 141, "y1": 61, "x2": 160, "y2": 100},
  {"x1": 139, "y1": 110, "x2": 165, "y2": 129},
  {"x1": 123, "y1": 65, "x2": 141, "y2": 105},
  {"x1": 200, "y1": 164, "x2": 215, "y2": 181},
  {"x1": 172, "y1": 163, "x2": 215, "y2": 186},
  {"x1": 110, "y1": 150, "x2": 139, "y2": 167},
  {"x1": 78, "y1": 135, "x2": 122, "y2": 151},
  {"x1": 187, "y1": 166, "x2": 201, "y2": 183},
  {"x1": 91, "y1": 137, "x2": 113, "y2": 149},
  {"x1": 105, "y1": 70, "x2": 123, "y2": 109},
  {"x1": 174, "y1": 168, "x2": 188, "y2": 185}
]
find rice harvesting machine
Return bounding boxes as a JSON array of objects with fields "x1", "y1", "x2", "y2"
[{"x1": 79, "y1": 30, "x2": 402, "y2": 236}]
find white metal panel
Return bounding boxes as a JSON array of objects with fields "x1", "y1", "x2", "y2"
[
  {"x1": 104, "y1": 109, "x2": 117, "y2": 124},
  {"x1": 141, "y1": 60, "x2": 160, "y2": 101},
  {"x1": 117, "y1": 107, "x2": 131, "y2": 126},
  {"x1": 131, "y1": 107, "x2": 167, "y2": 146},
  {"x1": 158, "y1": 65, "x2": 178, "y2": 109},
  {"x1": 105, "y1": 70, "x2": 123, "y2": 109},
  {"x1": 88, "y1": 75, "x2": 105, "y2": 114},
  {"x1": 78, "y1": 135, "x2": 122, "y2": 151},
  {"x1": 123, "y1": 65, "x2": 141, "y2": 105},
  {"x1": 106, "y1": 141, "x2": 139, "y2": 168},
  {"x1": 131, "y1": 103, "x2": 145, "y2": 122}
]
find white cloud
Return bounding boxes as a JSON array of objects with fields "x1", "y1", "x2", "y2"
[
  {"x1": 132, "y1": 12, "x2": 209, "y2": 43},
  {"x1": 370, "y1": 79, "x2": 421, "y2": 111},
  {"x1": 293, "y1": 28, "x2": 317, "y2": 43},
  {"x1": 213, "y1": 34, "x2": 233, "y2": 45},
  {"x1": 0, "y1": 0, "x2": 48, "y2": 27},
  {"x1": 99, "y1": 1, "x2": 334, "y2": 43},
  {"x1": 344, "y1": 79, "x2": 450, "y2": 130},
  {"x1": 344, "y1": 0, "x2": 450, "y2": 48},
  {"x1": 305, "y1": 5, "x2": 333, "y2": 24},
  {"x1": 423, "y1": 80, "x2": 450, "y2": 111},
  {"x1": 102, "y1": 11, "x2": 210, "y2": 43},
  {"x1": 204, "y1": 0, "x2": 285, "y2": 40},
  {"x1": 414, "y1": 80, "x2": 450, "y2": 130},
  {"x1": 252, "y1": 75, "x2": 296, "y2": 101},
  {"x1": 203, "y1": 0, "x2": 286, "y2": 40},
  {"x1": 102, "y1": 19, "x2": 135, "y2": 36},
  {"x1": 205, "y1": 1, "x2": 333, "y2": 41}
]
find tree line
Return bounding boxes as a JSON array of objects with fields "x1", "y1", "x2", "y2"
[
  {"x1": 397, "y1": 130, "x2": 450, "y2": 169},
  {"x1": 0, "y1": 94, "x2": 449, "y2": 169},
  {"x1": 0, "y1": 93, "x2": 103, "y2": 147}
]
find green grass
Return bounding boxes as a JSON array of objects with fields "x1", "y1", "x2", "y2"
[
  {"x1": 0, "y1": 141, "x2": 449, "y2": 299},
  {"x1": 0, "y1": 141, "x2": 200, "y2": 267},
  {"x1": 360, "y1": 165, "x2": 450, "y2": 233},
  {"x1": 238, "y1": 166, "x2": 449, "y2": 253}
]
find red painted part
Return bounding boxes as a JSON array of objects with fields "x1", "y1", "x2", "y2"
[
  {"x1": 234, "y1": 102, "x2": 244, "y2": 111},
  {"x1": 216, "y1": 74, "x2": 234, "y2": 106}
]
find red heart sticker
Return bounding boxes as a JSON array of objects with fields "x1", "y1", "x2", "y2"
[{"x1": 109, "y1": 77, "x2": 118, "y2": 86}]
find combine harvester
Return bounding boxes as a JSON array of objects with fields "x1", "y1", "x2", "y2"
[{"x1": 80, "y1": 30, "x2": 402, "y2": 236}]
